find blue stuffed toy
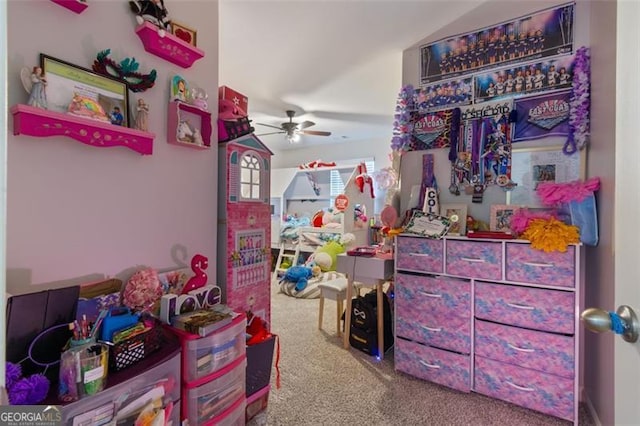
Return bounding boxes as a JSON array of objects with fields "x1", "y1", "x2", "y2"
[{"x1": 280, "y1": 265, "x2": 315, "y2": 292}]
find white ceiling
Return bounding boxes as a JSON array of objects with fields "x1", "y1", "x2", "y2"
[{"x1": 219, "y1": 0, "x2": 482, "y2": 152}]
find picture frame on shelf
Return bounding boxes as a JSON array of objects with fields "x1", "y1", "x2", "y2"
[
  {"x1": 440, "y1": 203, "x2": 468, "y2": 236},
  {"x1": 170, "y1": 21, "x2": 197, "y2": 47},
  {"x1": 490, "y1": 204, "x2": 523, "y2": 233},
  {"x1": 40, "y1": 54, "x2": 130, "y2": 127}
]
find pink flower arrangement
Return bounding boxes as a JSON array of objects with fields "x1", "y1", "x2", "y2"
[{"x1": 123, "y1": 268, "x2": 163, "y2": 313}]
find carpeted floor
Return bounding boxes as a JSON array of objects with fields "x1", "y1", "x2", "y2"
[{"x1": 254, "y1": 283, "x2": 594, "y2": 426}]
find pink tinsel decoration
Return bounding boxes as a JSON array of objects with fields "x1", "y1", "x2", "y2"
[
  {"x1": 510, "y1": 209, "x2": 559, "y2": 235},
  {"x1": 536, "y1": 177, "x2": 600, "y2": 206}
]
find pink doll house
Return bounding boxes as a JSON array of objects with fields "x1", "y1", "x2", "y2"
[{"x1": 217, "y1": 133, "x2": 273, "y2": 326}]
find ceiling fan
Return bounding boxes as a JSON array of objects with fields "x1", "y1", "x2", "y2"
[{"x1": 256, "y1": 110, "x2": 332, "y2": 143}]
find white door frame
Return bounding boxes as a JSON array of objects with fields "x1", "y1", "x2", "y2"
[{"x1": 0, "y1": 0, "x2": 8, "y2": 393}]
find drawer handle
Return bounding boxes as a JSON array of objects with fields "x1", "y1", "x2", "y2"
[
  {"x1": 419, "y1": 360, "x2": 441, "y2": 369},
  {"x1": 460, "y1": 257, "x2": 486, "y2": 263},
  {"x1": 409, "y1": 253, "x2": 432, "y2": 257},
  {"x1": 506, "y1": 302, "x2": 535, "y2": 310},
  {"x1": 505, "y1": 381, "x2": 535, "y2": 392},
  {"x1": 523, "y1": 261, "x2": 555, "y2": 268},
  {"x1": 507, "y1": 343, "x2": 535, "y2": 353},
  {"x1": 421, "y1": 325, "x2": 442, "y2": 332},
  {"x1": 419, "y1": 291, "x2": 442, "y2": 298}
]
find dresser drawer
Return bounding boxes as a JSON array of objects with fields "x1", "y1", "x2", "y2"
[
  {"x1": 506, "y1": 244, "x2": 576, "y2": 288},
  {"x1": 475, "y1": 320, "x2": 574, "y2": 379},
  {"x1": 396, "y1": 310, "x2": 471, "y2": 354},
  {"x1": 475, "y1": 282, "x2": 574, "y2": 334},
  {"x1": 395, "y1": 273, "x2": 470, "y2": 317},
  {"x1": 395, "y1": 338, "x2": 470, "y2": 393},
  {"x1": 474, "y1": 356, "x2": 574, "y2": 421},
  {"x1": 396, "y1": 236, "x2": 443, "y2": 274},
  {"x1": 446, "y1": 240, "x2": 502, "y2": 281}
]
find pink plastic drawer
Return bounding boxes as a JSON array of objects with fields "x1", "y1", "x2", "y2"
[
  {"x1": 474, "y1": 356, "x2": 574, "y2": 421},
  {"x1": 446, "y1": 240, "x2": 502, "y2": 281},
  {"x1": 395, "y1": 338, "x2": 470, "y2": 393},
  {"x1": 183, "y1": 357, "x2": 246, "y2": 425},
  {"x1": 204, "y1": 396, "x2": 246, "y2": 426},
  {"x1": 395, "y1": 273, "x2": 470, "y2": 317},
  {"x1": 506, "y1": 244, "x2": 576, "y2": 288},
  {"x1": 475, "y1": 320, "x2": 574, "y2": 379},
  {"x1": 183, "y1": 316, "x2": 246, "y2": 382},
  {"x1": 396, "y1": 306, "x2": 471, "y2": 354},
  {"x1": 475, "y1": 282, "x2": 574, "y2": 334},
  {"x1": 396, "y1": 236, "x2": 443, "y2": 274}
]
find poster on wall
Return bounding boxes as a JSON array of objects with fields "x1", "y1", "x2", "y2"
[
  {"x1": 415, "y1": 77, "x2": 473, "y2": 111},
  {"x1": 473, "y1": 54, "x2": 574, "y2": 103},
  {"x1": 419, "y1": 2, "x2": 575, "y2": 85},
  {"x1": 513, "y1": 90, "x2": 571, "y2": 142},
  {"x1": 411, "y1": 109, "x2": 455, "y2": 150}
]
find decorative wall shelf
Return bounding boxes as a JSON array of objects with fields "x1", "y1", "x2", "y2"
[
  {"x1": 50, "y1": 0, "x2": 88, "y2": 14},
  {"x1": 135, "y1": 22, "x2": 205, "y2": 69},
  {"x1": 11, "y1": 104, "x2": 154, "y2": 155},
  {"x1": 167, "y1": 101, "x2": 212, "y2": 150}
]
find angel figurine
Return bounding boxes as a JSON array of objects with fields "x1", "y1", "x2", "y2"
[
  {"x1": 134, "y1": 98, "x2": 149, "y2": 132},
  {"x1": 20, "y1": 66, "x2": 48, "y2": 109}
]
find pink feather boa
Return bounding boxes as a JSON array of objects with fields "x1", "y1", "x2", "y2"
[
  {"x1": 510, "y1": 209, "x2": 559, "y2": 235},
  {"x1": 536, "y1": 177, "x2": 600, "y2": 206}
]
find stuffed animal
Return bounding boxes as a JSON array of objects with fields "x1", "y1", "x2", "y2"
[
  {"x1": 313, "y1": 241, "x2": 345, "y2": 272},
  {"x1": 129, "y1": 0, "x2": 171, "y2": 35},
  {"x1": 279, "y1": 265, "x2": 317, "y2": 292}
]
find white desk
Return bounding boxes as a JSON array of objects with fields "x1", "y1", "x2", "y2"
[{"x1": 336, "y1": 253, "x2": 394, "y2": 359}]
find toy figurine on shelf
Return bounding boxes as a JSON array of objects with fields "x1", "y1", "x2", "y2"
[
  {"x1": 129, "y1": 0, "x2": 171, "y2": 36},
  {"x1": 134, "y1": 98, "x2": 149, "y2": 131},
  {"x1": 171, "y1": 75, "x2": 189, "y2": 102},
  {"x1": 20, "y1": 66, "x2": 48, "y2": 110}
]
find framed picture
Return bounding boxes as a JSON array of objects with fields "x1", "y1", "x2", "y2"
[
  {"x1": 170, "y1": 21, "x2": 197, "y2": 47},
  {"x1": 490, "y1": 204, "x2": 523, "y2": 232},
  {"x1": 403, "y1": 210, "x2": 451, "y2": 239},
  {"x1": 440, "y1": 204, "x2": 468, "y2": 236},
  {"x1": 40, "y1": 54, "x2": 130, "y2": 127}
]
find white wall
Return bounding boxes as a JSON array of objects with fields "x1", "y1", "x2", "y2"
[
  {"x1": 0, "y1": 0, "x2": 7, "y2": 389},
  {"x1": 6, "y1": 1, "x2": 219, "y2": 289}
]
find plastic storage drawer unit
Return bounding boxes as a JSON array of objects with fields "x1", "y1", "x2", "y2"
[{"x1": 183, "y1": 356, "x2": 247, "y2": 425}]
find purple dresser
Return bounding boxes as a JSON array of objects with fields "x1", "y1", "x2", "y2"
[{"x1": 394, "y1": 236, "x2": 582, "y2": 425}]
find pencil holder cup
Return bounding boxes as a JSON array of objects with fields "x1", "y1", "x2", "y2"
[{"x1": 77, "y1": 343, "x2": 109, "y2": 397}]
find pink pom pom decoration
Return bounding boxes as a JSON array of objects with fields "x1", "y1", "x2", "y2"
[
  {"x1": 536, "y1": 177, "x2": 600, "y2": 206},
  {"x1": 123, "y1": 268, "x2": 163, "y2": 313},
  {"x1": 510, "y1": 208, "x2": 559, "y2": 235}
]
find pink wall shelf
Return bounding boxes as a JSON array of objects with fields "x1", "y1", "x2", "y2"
[
  {"x1": 50, "y1": 0, "x2": 88, "y2": 14},
  {"x1": 135, "y1": 22, "x2": 205, "y2": 69},
  {"x1": 11, "y1": 104, "x2": 154, "y2": 155},
  {"x1": 167, "y1": 101, "x2": 212, "y2": 150}
]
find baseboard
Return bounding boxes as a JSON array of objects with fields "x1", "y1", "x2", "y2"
[{"x1": 584, "y1": 392, "x2": 603, "y2": 426}]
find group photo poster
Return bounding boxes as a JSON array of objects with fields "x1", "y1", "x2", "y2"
[
  {"x1": 415, "y1": 77, "x2": 474, "y2": 111},
  {"x1": 473, "y1": 54, "x2": 575, "y2": 104},
  {"x1": 419, "y1": 2, "x2": 574, "y2": 85}
]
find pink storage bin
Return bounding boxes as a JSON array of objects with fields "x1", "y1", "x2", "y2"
[
  {"x1": 204, "y1": 395, "x2": 247, "y2": 426},
  {"x1": 246, "y1": 385, "x2": 270, "y2": 423},
  {"x1": 396, "y1": 236, "x2": 444, "y2": 274}
]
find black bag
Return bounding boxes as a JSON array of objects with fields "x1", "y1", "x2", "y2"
[{"x1": 348, "y1": 291, "x2": 393, "y2": 356}]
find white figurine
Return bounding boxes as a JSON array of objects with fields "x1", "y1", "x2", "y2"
[
  {"x1": 134, "y1": 98, "x2": 149, "y2": 132},
  {"x1": 20, "y1": 66, "x2": 48, "y2": 109}
]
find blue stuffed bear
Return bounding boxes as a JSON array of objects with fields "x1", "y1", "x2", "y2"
[{"x1": 280, "y1": 265, "x2": 314, "y2": 292}]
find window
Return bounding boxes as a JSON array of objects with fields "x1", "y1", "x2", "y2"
[{"x1": 240, "y1": 152, "x2": 261, "y2": 200}]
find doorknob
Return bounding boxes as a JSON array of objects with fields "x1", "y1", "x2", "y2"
[{"x1": 581, "y1": 305, "x2": 639, "y2": 343}]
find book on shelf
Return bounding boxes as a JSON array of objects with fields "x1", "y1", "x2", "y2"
[{"x1": 171, "y1": 305, "x2": 236, "y2": 337}]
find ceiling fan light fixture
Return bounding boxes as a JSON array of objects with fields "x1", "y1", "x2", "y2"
[{"x1": 287, "y1": 133, "x2": 301, "y2": 143}]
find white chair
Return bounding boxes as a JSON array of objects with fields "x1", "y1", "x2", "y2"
[{"x1": 317, "y1": 274, "x2": 361, "y2": 337}]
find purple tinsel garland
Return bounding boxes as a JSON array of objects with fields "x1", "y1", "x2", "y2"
[
  {"x1": 5, "y1": 362, "x2": 50, "y2": 405},
  {"x1": 390, "y1": 84, "x2": 415, "y2": 152},
  {"x1": 564, "y1": 46, "x2": 590, "y2": 155}
]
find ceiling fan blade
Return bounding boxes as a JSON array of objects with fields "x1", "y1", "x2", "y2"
[
  {"x1": 255, "y1": 122, "x2": 284, "y2": 131},
  {"x1": 301, "y1": 130, "x2": 332, "y2": 136},
  {"x1": 256, "y1": 131, "x2": 285, "y2": 136},
  {"x1": 297, "y1": 120, "x2": 315, "y2": 130}
]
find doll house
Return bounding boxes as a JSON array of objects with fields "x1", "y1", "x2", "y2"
[{"x1": 217, "y1": 133, "x2": 273, "y2": 326}]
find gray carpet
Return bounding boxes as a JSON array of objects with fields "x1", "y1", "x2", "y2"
[{"x1": 255, "y1": 284, "x2": 594, "y2": 426}]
